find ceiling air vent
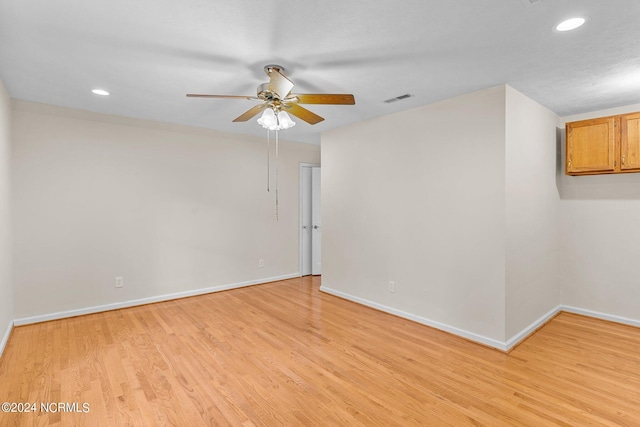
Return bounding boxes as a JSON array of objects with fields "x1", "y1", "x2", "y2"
[{"x1": 384, "y1": 94, "x2": 413, "y2": 103}]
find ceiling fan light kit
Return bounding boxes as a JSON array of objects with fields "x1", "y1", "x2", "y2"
[
  {"x1": 257, "y1": 108, "x2": 296, "y2": 131},
  {"x1": 187, "y1": 64, "x2": 355, "y2": 219}
]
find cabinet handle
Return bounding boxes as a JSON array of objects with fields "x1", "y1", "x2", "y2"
[{"x1": 622, "y1": 155, "x2": 626, "y2": 165}]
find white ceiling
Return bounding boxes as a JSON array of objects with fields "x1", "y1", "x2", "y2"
[{"x1": 1, "y1": 0, "x2": 639, "y2": 145}]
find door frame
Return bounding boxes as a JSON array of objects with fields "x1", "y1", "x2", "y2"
[{"x1": 299, "y1": 162, "x2": 320, "y2": 276}]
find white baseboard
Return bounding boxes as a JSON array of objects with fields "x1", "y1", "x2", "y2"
[
  {"x1": 320, "y1": 285, "x2": 508, "y2": 351},
  {"x1": 14, "y1": 273, "x2": 299, "y2": 326},
  {"x1": 0, "y1": 320, "x2": 13, "y2": 359},
  {"x1": 320, "y1": 286, "x2": 640, "y2": 352},
  {"x1": 561, "y1": 305, "x2": 640, "y2": 328},
  {"x1": 10, "y1": 277, "x2": 640, "y2": 352},
  {"x1": 504, "y1": 305, "x2": 562, "y2": 351}
]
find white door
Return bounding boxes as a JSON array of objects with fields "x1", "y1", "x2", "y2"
[
  {"x1": 300, "y1": 166, "x2": 312, "y2": 276},
  {"x1": 300, "y1": 165, "x2": 321, "y2": 276},
  {"x1": 311, "y1": 167, "x2": 322, "y2": 275}
]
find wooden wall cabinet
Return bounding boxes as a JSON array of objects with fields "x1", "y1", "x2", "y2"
[{"x1": 566, "y1": 112, "x2": 640, "y2": 175}]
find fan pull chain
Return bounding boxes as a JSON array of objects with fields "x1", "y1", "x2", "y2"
[
  {"x1": 275, "y1": 129, "x2": 279, "y2": 221},
  {"x1": 266, "y1": 129, "x2": 270, "y2": 192}
]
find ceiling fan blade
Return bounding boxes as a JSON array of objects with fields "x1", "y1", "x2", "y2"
[
  {"x1": 232, "y1": 104, "x2": 268, "y2": 122},
  {"x1": 288, "y1": 94, "x2": 355, "y2": 105},
  {"x1": 187, "y1": 94, "x2": 257, "y2": 100},
  {"x1": 267, "y1": 69, "x2": 294, "y2": 99},
  {"x1": 285, "y1": 104, "x2": 325, "y2": 125}
]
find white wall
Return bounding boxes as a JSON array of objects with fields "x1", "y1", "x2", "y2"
[
  {"x1": 0, "y1": 78, "x2": 13, "y2": 354},
  {"x1": 560, "y1": 103, "x2": 640, "y2": 322},
  {"x1": 505, "y1": 86, "x2": 561, "y2": 339},
  {"x1": 9, "y1": 83, "x2": 638, "y2": 348},
  {"x1": 12, "y1": 101, "x2": 319, "y2": 320},
  {"x1": 322, "y1": 86, "x2": 508, "y2": 342}
]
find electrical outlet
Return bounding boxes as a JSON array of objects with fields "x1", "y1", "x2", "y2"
[
  {"x1": 258, "y1": 259, "x2": 265, "y2": 268},
  {"x1": 388, "y1": 281, "x2": 395, "y2": 293},
  {"x1": 115, "y1": 277, "x2": 124, "y2": 288}
]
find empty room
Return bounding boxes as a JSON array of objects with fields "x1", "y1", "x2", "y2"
[{"x1": 1, "y1": 1, "x2": 640, "y2": 425}]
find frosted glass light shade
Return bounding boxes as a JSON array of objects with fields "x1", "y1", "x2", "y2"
[
  {"x1": 277, "y1": 111, "x2": 296, "y2": 129},
  {"x1": 257, "y1": 108, "x2": 277, "y2": 129}
]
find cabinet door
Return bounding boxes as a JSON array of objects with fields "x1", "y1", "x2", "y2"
[
  {"x1": 566, "y1": 116, "x2": 617, "y2": 175},
  {"x1": 621, "y1": 112, "x2": 640, "y2": 171}
]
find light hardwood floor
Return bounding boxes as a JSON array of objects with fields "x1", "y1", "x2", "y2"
[{"x1": 1, "y1": 276, "x2": 640, "y2": 426}]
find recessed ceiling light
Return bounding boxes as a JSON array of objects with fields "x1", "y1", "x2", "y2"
[
  {"x1": 556, "y1": 17, "x2": 586, "y2": 32},
  {"x1": 91, "y1": 89, "x2": 110, "y2": 96}
]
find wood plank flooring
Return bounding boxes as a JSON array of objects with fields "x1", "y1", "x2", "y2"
[{"x1": 1, "y1": 276, "x2": 640, "y2": 426}]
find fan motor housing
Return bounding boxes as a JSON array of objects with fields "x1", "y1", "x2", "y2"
[{"x1": 257, "y1": 83, "x2": 279, "y2": 101}]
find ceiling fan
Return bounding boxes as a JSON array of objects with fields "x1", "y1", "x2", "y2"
[{"x1": 186, "y1": 64, "x2": 355, "y2": 126}]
